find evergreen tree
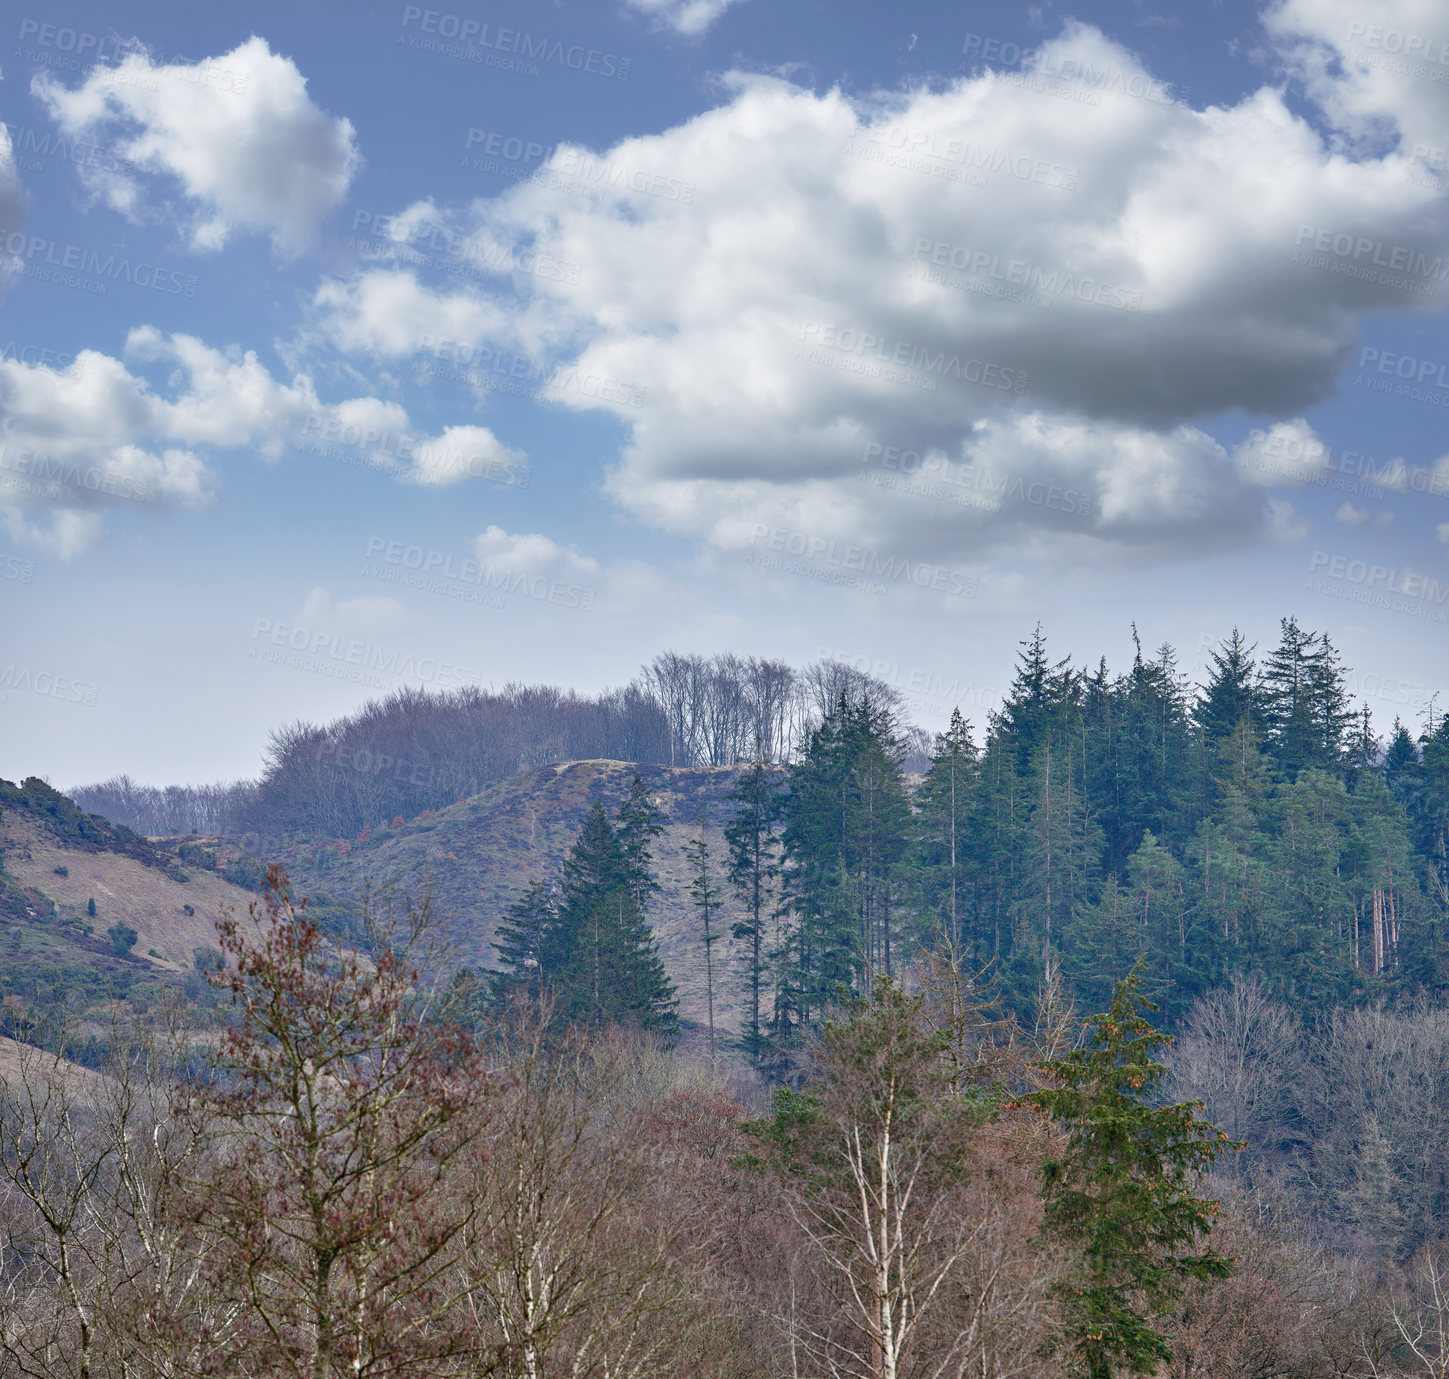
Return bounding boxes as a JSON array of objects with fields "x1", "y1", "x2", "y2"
[
  {"x1": 1030, "y1": 963, "x2": 1238, "y2": 1379},
  {"x1": 913, "y1": 708, "x2": 979, "y2": 952},
  {"x1": 776, "y1": 695, "x2": 911, "y2": 1035},
  {"x1": 1260, "y1": 617, "x2": 1354, "y2": 776},
  {"x1": 1193, "y1": 628, "x2": 1263, "y2": 742},
  {"x1": 491, "y1": 878, "x2": 561, "y2": 1004},
  {"x1": 684, "y1": 806, "x2": 722, "y2": 1054},
  {"x1": 554, "y1": 796, "x2": 677, "y2": 1034},
  {"x1": 617, "y1": 773, "x2": 665, "y2": 915},
  {"x1": 724, "y1": 757, "x2": 782, "y2": 1063}
]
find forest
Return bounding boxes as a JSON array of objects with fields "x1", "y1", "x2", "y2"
[{"x1": 10, "y1": 615, "x2": 1446, "y2": 1376}]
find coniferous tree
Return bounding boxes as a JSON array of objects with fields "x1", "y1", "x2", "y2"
[
  {"x1": 684, "y1": 807, "x2": 722, "y2": 1054},
  {"x1": 913, "y1": 708, "x2": 978, "y2": 952},
  {"x1": 724, "y1": 756, "x2": 782, "y2": 1063},
  {"x1": 1260, "y1": 617, "x2": 1354, "y2": 776},
  {"x1": 776, "y1": 694, "x2": 911, "y2": 1035},
  {"x1": 1030, "y1": 963, "x2": 1238, "y2": 1379},
  {"x1": 491, "y1": 878, "x2": 562, "y2": 1004},
  {"x1": 617, "y1": 773, "x2": 665, "y2": 915},
  {"x1": 1193, "y1": 628, "x2": 1264, "y2": 743},
  {"x1": 554, "y1": 796, "x2": 676, "y2": 1034}
]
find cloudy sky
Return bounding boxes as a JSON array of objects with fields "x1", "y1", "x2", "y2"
[{"x1": 1, "y1": 0, "x2": 1447, "y2": 786}]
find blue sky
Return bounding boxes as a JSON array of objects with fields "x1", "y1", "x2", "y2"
[{"x1": 1, "y1": 0, "x2": 1447, "y2": 786}]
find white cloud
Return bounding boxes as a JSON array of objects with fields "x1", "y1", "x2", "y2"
[
  {"x1": 312, "y1": 22, "x2": 1449, "y2": 566},
  {"x1": 0, "y1": 332, "x2": 524, "y2": 554},
  {"x1": 1266, "y1": 0, "x2": 1449, "y2": 153},
  {"x1": 474, "y1": 526, "x2": 601, "y2": 584},
  {"x1": 1437, "y1": 521, "x2": 1449, "y2": 545},
  {"x1": 621, "y1": 0, "x2": 745, "y2": 36},
  {"x1": 34, "y1": 37, "x2": 359, "y2": 255},
  {"x1": 407, "y1": 425, "x2": 526, "y2": 487},
  {"x1": 0, "y1": 507, "x2": 103, "y2": 561},
  {"x1": 312, "y1": 270, "x2": 509, "y2": 359},
  {"x1": 1336, "y1": 500, "x2": 1372, "y2": 524}
]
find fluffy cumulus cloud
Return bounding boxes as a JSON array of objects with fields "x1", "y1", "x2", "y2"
[
  {"x1": 1266, "y1": 0, "x2": 1449, "y2": 154},
  {"x1": 620, "y1": 0, "x2": 745, "y2": 36},
  {"x1": 0, "y1": 331, "x2": 521, "y2": 556},
  {"x1": 34, "y1": 37, "x2": 359, "y2": 255},
  {"x1": 473, "y1": 525, "x2": 601, "y2": 584},
  {"x1": 310, "y1": 17, "x2": 1449, "y2": 567}
]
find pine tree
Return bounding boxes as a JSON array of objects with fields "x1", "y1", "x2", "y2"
[
  {"x1": 1260, "y1": 617, "x2": 1354, "y2": 776},
  {"x1": 685, "y1": 807, "x2": 722, "y2": 1054},
  {"x1": 554, "y1": 796, "x2": 676, "y2": 1034},
  {"x1": 724, "y1": 757, "x2": 782, "y2": 1063},
  {"x1": 491, "y1": 878, "x2": 561, "y2": 1004},
  {"x1": 913, "y1": 708, "x2": 978, "y2": 952},
  {"x1": 617, "y1": 773, "x2": 665, "y2": 915},
  {"x1": 777, "y1": 695, "x2": 911, "y2": 1033},
  {"x1": 1030, "y1": 963, "x2": 1238, "y2": 1379},
  {"x1": 1193, "y1": 628, "x2": 1263, "y2": 743}
]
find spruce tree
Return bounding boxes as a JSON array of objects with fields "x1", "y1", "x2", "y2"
[
  {"x1": 1030, "y1": 963, "x2": 1238, "y2": 1379},
  {"x1": 617, "y1": 773, "x2": 665, "y2": 915},
  {"x1": 724, "y1": 757, "x2": 782, "y2": 1063},
  {"x1": 1193, "y1": 628, "x2": 1263, "y2": 742},
  {"x1": 777, "y1": 695, "x2": 911, "y2": 1032},
  {"x1": 913, "y1": 708, "x2": 978, "y2": 952},
  {"x1": 554, "y1": 796, "x2": 676, "y2": 1034},
  {"x1": 685, "y1": 807, "x2": 722, "y2": 1053},
  {"x1": 1260, "y1": 617, "x2": 1354, "y2": 776},
  {"x1": 491, "y1": 878, "x2": 561, "y2": 1004}
]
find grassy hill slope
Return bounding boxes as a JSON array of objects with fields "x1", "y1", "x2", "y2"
[{"x1": 0, "y1": 778, "x2": 260, "y2": 1033}]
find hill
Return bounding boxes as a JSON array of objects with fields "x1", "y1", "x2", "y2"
[
  {"x1": 264, "y1": 760, "x2": 770, "y2": 1037},
  {"x1": 0, "y1": 778, "x2": 261, "y2": 1038}
]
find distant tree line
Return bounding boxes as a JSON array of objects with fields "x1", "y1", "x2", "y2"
[{"x1": 69, "y1": 655, "x2": 931, "y2": 843}]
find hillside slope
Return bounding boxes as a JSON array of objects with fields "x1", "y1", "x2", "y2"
[
  {"x1": 270, "y1": 761, "x2": 770, "y2": 1035},
  {"x1": 0, "y1": 778, "x2": 260, "y2": 1028}
]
